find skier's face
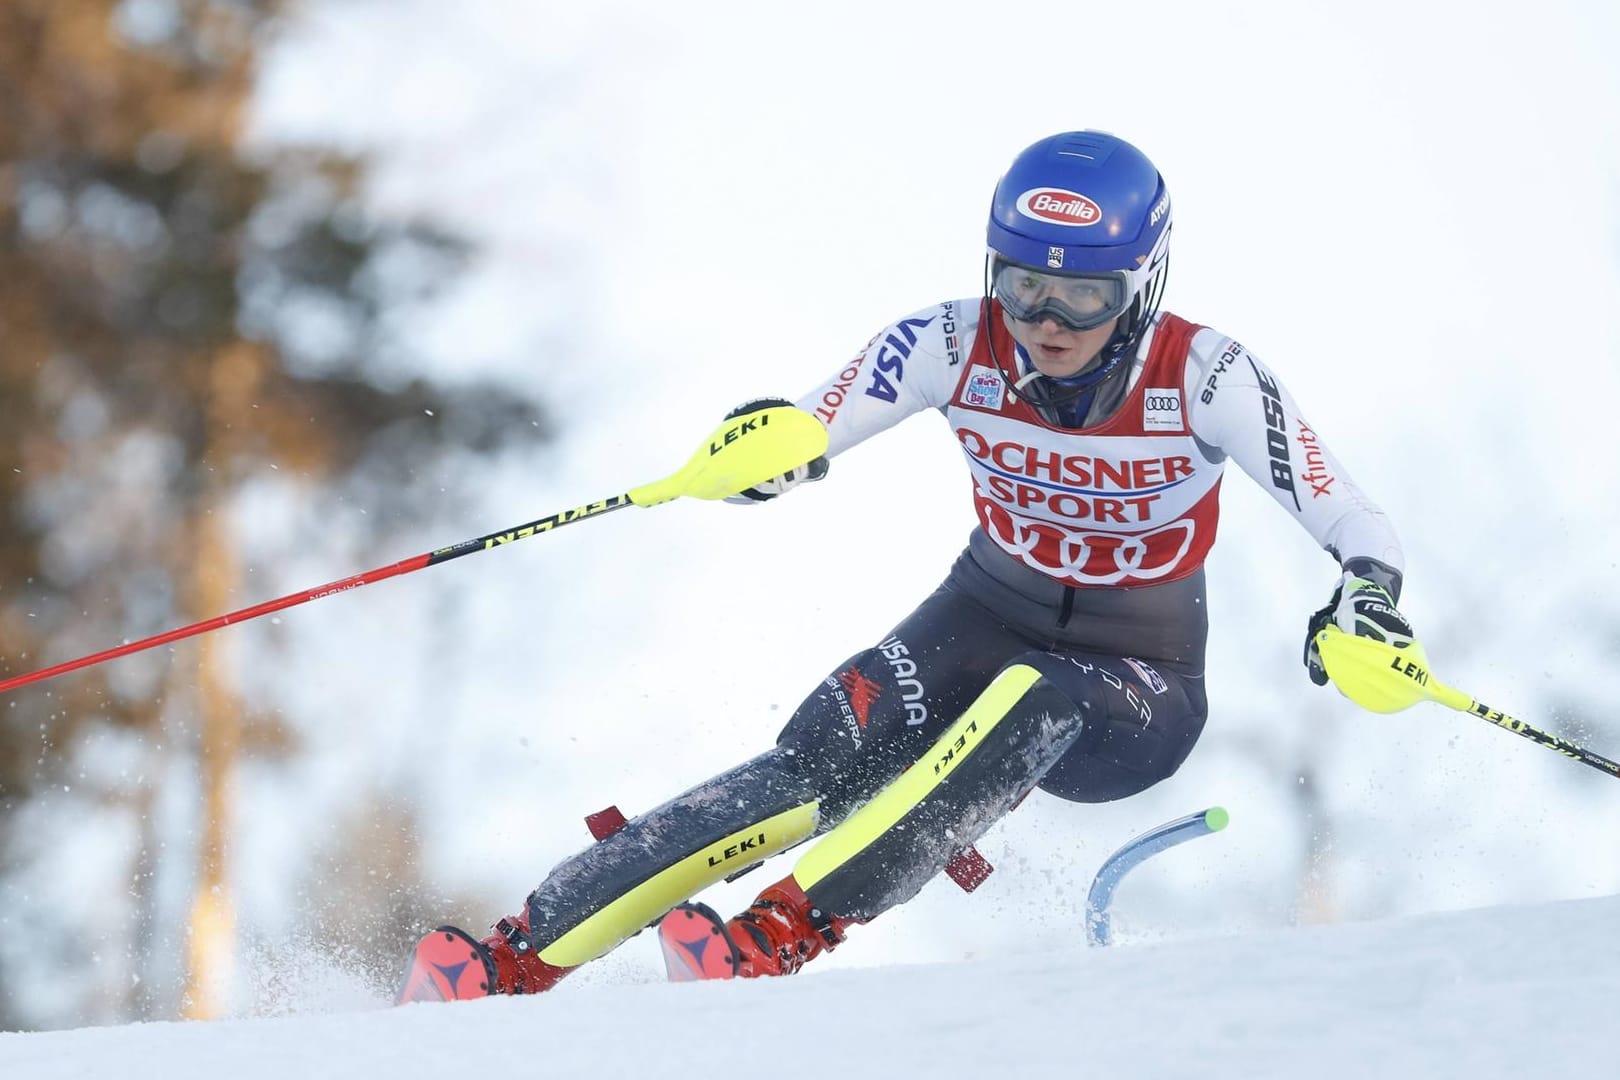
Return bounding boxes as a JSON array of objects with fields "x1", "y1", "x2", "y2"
[{"x1": 1004, "y1": 309, "x2": 1119, "y2": 378}]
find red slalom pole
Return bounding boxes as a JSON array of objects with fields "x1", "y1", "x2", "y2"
[
  {"x1": 0, "y1": 495, "x2": 633, "y2": 695},
  {"x1": 0, "y1": 403, "x2": 831, "y2": 697}
]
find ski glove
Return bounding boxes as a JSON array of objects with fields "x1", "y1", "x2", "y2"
[
  {"x1": 721, "y1": 397, "x2": 829, "y2": 504},
  {"x1": 1303, "y1": 572, "x2": 1415, "y2": 686}
]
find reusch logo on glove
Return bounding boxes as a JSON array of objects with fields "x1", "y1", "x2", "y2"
[{"x1": 1015, "y1": 188, "x2": 1102, "y2": 226}]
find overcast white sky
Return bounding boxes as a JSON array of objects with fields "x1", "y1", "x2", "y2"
[{"x1": 198, "y1": 0, "x2": 1620, "y2": 1000}]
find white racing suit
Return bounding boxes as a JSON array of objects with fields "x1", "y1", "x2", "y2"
[{"x1": 512, "y1": 299, "x2": 1404, "y2": 970}]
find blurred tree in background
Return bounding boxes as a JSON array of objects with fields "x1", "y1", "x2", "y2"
[{"x1": 0, "y1": 0, "x2": 548, "y2": 1028}]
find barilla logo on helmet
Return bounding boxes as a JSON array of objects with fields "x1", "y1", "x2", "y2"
[{"x1": 1015, "y1": 188, "x2": 1101, "y2": 227}]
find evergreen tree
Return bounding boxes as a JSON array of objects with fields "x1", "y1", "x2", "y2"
[{"x1": 0, "y1": 0, "x2": 548, "y2": 1027}]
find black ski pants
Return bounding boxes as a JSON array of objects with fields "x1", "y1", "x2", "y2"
[{"x1": 518, "y1": 567, "x2": 1209, "y2": 960}]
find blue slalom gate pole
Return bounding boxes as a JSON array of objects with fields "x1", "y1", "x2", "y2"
[{"x1": 1085, "y1": 807, "x2": 1229, "y2": 946}]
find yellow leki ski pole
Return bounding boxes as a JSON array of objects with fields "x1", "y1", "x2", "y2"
[{"x1": 1315, "y1": 627, "x2": 1620, "y2": 780}]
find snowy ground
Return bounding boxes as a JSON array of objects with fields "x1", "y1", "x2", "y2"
[{"x1": 4, "y1": 894, "x2": 1613, "y2": 1080}]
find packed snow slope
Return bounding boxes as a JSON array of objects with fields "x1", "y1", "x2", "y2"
[{"x1": 4, "y1": 894, "x2": 1615, "y2": 1080}]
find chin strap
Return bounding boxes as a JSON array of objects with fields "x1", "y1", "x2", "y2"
[
  {"x1": 1011, "y1": 341, "x2": 1131, "y2": 428},
  {"x1": 982, "y1": 295, "x2": 1140, "y2": 413}
]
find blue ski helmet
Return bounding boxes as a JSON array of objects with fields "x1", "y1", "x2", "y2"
[{"x1": 986, "y1": 131, "x2": 1171, "y2": 349}]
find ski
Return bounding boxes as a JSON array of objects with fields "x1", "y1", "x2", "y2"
[
  {"x1": 657, "y1": 902, "x2": 742, "y2": 982},
  {"x1": 397, "y1": 925, "x2": 497, "y2": 1003}
]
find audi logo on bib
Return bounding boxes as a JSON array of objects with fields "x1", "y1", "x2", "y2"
[
  {"x1": 979, "y1": 502, "x2": 1202, "y2": 585},
  {"x1": 1142, "y1": 387, "x2": 1183, "y2": 433}
]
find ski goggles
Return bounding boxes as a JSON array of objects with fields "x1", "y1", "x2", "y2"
[{"x1": 991, "y1": 259, "x2": 1132, "y2": 332}]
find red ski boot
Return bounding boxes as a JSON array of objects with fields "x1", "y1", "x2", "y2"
[
  {"x1": 397, "y1": 915, "x2": 571, "y2": 1003},
  {"x1": 658, "y1": 876, "x2": 850, "y2": 982}
]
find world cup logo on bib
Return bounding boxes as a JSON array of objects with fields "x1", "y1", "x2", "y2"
[{"x1": 962, "y1": 366, "x2": 1005, "y2": 410}]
